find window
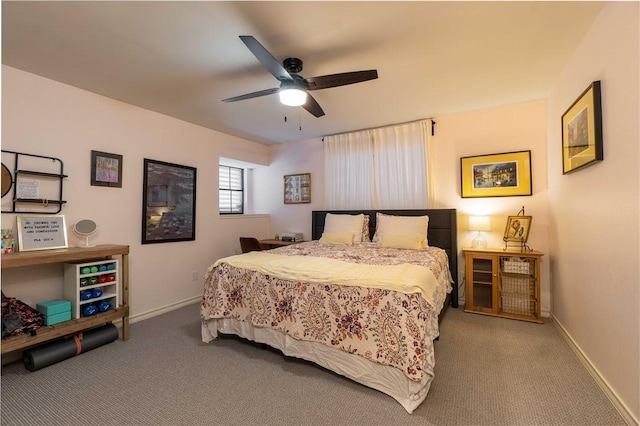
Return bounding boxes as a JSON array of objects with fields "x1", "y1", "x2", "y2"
[{"x1": 219, "y1": 165, "x2": 244, "y2": 214}]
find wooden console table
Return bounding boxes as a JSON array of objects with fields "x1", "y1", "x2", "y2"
[
  {"x1": 1, "y1": 244, "x2": 130, "y2": 354},
  {"x1": 259, "y1": 239, "x2": 306, "y2": 249}
]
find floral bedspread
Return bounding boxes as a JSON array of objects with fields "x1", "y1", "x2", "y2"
[{"x1": 201, "y1": 241, "x2": 452, "y2": 381}]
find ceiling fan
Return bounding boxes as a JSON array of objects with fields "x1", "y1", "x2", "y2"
[{"x1": 222, "y1": 35, "x2": 378, "y2": 117}]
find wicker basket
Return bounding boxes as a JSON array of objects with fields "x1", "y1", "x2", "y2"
[
  {"x1": 503, "y1": 258, "x2": 531, "y2": 274},
  {"x1": 501, "y1": 295, "x2": 534, "y2": 316},
  {"x1": 501, "y1": 275, "x2": 532, "y2": 296}
]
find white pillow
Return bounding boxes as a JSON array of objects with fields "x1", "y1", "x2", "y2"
[
  {"x1": 380, "y1": 233, "x2": 426, "y2": 250},
  {"x1": 324, "y1": 213, "x2": 366, "y2": 242},
  {"x1": 373, "y1": 213, "x2": 429, "y2": 247},
  {"x1": 319, "y1": 232, "x2": 355, "y2": 245}
]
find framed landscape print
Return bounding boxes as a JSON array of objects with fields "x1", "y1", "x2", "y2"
[
  {"x1": 561, "y1": 81, "x2": 603, "y2": 174},
  {"x1": 142, "y1": 159, "x2": 196, "y2": 244},
  {"x1": 460, "y1": 150, "x2": 532, "y2": 198}
]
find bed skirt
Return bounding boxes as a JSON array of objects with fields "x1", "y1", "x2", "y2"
[{"x1": 202, "y1": 317, "x2": 433, "y2": 414}]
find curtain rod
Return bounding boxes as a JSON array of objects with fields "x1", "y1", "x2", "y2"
[{"x1": 322, "y1": 117, "x2": 436, "y2": 141}]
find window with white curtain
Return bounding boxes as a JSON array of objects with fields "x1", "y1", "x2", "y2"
[
  {"x1": 324, "y1": 119, "x2": 433, "y2": 209},
  {"x1": 219, "y1": 165, "x2": 244, "y2": 214}
]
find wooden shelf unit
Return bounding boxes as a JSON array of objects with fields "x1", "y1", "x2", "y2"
[
  {"x1": 463, "y1": 247, "x2": 543, "y2": 323},
  {"x1": 1, "y1": 244, "x2": 130, "y2": 355}
]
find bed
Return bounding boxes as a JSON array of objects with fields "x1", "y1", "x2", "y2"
[{"x1": 201, "y1": 209, "x2": 458, "y2": 413}]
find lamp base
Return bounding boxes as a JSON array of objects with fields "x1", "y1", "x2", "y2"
[{"x1": 472, "y1": 235, "x2": 487, "y2": 249}]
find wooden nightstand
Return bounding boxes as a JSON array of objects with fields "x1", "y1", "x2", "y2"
[{"x1": 463, "y1": 247, "x2": 543, "y2": 323}]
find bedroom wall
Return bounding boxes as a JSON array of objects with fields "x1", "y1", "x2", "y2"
[
  {"x1": 546, "y1": 2, "x2": 639, "y2": 422},
  {"x1": 261, "y1": 100, "x2": 550, "y2": 312},
  {"x1": 1, "y1": 66, "x2": 272, "y2": 319}
]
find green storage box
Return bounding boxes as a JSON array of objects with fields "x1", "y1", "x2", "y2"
[
  {"x1": 43, "y1": 311, "x2": 72, "y2": 326},
  {"x1": 37, "y1": 299, "x2": 71, "y2": 316}
]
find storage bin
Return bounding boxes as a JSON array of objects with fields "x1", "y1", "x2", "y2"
[
  {"x1": 36, "y1": 300, "x2": 71, "y2": 316},
  {"x1": 503, "y1": 258, "x2": 531, "y2": 274},
  {"x1": 501, "y1": 276, "x2": 533, "y2": 296},
  {"x1": 501, "y1": 295, "x2": 534, "y2": 316},
  {"x1": 43, "y1": 311, "x2": 72, "y2": 325}
]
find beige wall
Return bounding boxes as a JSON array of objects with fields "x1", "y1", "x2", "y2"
[
  {"x1": 1, "y1": 66, "x2": 272, "y2": 318},
  {"x1": 264, "y1": 100, "x2": 551, "y2": 312},
  {"x1": 430, "y1": 100, "x2": 550, "y2": 310},
  {"x1": 2, "y1": 2, "x2": 637, "y2": 419},
  {"x1": 547, "y1": 2, "x2": 639, "y2": 422}
]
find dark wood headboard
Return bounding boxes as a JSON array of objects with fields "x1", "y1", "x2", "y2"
[{"x1": 311, "y1": 209, "x2": 458, "y2": 308}]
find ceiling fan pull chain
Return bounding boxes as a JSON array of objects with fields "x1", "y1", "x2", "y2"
[
  {"x1": 284, "y1": 106, "x2": 288, "y2": 123},
  {"x1": 299, "y1": 110, "x2": 302, "y2": 131}
]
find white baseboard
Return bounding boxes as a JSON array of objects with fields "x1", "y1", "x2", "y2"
[
  {"x1": 128, "y1": 295, "x2": 201, "y2": 325},
  {"x1": 552, "y1": 314, "x2": 638, "y2": 426}
]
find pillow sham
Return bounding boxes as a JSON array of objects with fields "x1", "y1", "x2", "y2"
[
  {"x1": 324, "y1": 213, "x2": 366, "y2": 243},
  {"x1": 380, "y1": 233, "x2": 426, "y2": 250},
  {"x1": 361, "y1": 214, "x2": 371, "y2": 242},
  {"x1": 372, "y1": 213, "x2": 429, "y2": 247},
  {"x1": 319, "y1": 232, "x2": 355, "y2": 245}
]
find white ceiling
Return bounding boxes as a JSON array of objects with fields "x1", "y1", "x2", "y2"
[{"x1": 2, "y1": 1, "x2": 604, "y2": 145}]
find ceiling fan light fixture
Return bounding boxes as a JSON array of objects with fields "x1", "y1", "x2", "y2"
[{"x1": 279, "y1": 88, "x2": 307, "y2": 106}]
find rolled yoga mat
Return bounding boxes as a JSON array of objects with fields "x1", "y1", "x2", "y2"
[{"x1": 23, "y1": 323, "x2": 119, "y2": 372}]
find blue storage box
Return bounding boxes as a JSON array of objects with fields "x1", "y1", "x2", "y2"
[
  {"x1": 37, "y1": 300, "x2": 71, "y2": 316},
  {"x1": 43, "y1": 311, "x2": 72, "y2": 326}
]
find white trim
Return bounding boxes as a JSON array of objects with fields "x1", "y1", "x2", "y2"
[
  {"x1": 552, "y1": 314, "x2": 638, "y2": 426},
  {"x1": 128, "y1": 296, "x2": 201, "y2": 325},
  {"x1": 219, "y1": 214, "x2": 269, "y2": 220}
]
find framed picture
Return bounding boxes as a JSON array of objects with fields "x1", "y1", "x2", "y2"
[
  {"x1": 561, "y1": 81, "x2": 603, "y2": 174},
  {"x1": 503, "y1": 215, "x2": 532, "y2": 243},
  {"x1": 284, "y1": 173, "x2": 311, "y2": 204},
  {"x1": 91, "y1": 150, "x2": 123, "y2": 188},
  {"x1": 460, "y1": 150, "x2": 532, "y2": 198},
  {"x1": 16, "y1": 214, "x2": 68, "y2": 252},
  {"x1": 142, "y1": 159, "x2": 196, "y2": 244}
]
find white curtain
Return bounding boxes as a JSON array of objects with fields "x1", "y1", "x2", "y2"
[{"x1": 324, "y1": 119, "x2": 433, "y2": 209}]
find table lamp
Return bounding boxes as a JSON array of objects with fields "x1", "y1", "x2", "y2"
[{"x1": 468, "y1": 215, "x2": 491, "y2": 249}]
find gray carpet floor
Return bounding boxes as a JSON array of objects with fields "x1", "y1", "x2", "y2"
[{"x1": 0, "y1": 302, "x2": 625, "y2": 426}]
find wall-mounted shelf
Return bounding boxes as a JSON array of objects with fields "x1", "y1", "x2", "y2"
[{"x1": 1, "y1": 150, "x2": 68, "y2": 214}]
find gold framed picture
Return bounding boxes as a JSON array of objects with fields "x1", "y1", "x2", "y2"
[
  {"x1": 284, "y1": 173, "x2": 310, "y2": 204},
  {"x1": 561, "y1": 81, "x2": 603, "y2": 174},
  {"x1": 503, "y1": 215, "x2": 532, "y2": 243},
  {"x1": 460, "y1": 150, "x2": 532, "y2": 198}
]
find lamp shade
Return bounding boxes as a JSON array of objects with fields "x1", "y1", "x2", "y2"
[
  {"x1": 279, "y1": 88, "x2": 307, "y2": 106},
  {"x1": 468, "y1": 215, "x2": 491, "y2": 232}
]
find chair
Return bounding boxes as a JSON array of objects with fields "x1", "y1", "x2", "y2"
[{"x1": 239, "y1": 237, "x2": 263, "y2": 253}]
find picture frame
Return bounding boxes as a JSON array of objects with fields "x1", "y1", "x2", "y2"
[
  {"x1": 91, "y1": 150, "x2": 123, "y2": 188},
  {"x1": 16, "y1": 214, "x2": 68, "y2": 252},
  {"x1": 142, "y1": 159, "x2": 196, "y2": 244},
  {"x1": 460, "y1": 150, "x2": 532, "y2": 198},
  {"x1": 284, "y1": 173, "x2": 311, "y2": 204},
  {"x1": 561, "y1": 81, "x2": 603, "y2": 174},
  {"x1": 503, "y1": 215, "x2": 532, "y2": 243}
]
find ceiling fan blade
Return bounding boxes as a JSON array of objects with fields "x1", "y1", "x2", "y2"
[
  {"x1": 222, "y1": 87, "x2": 280, "y2": 103},
  {"x1": 305, "y1": 70, "x2": 378, "y2": 91},
  {"x1": 239, "y1": 35, "x2": 293, "y2": 82},
  {"x1": 302, "y1": 93, "x2": 325, "y2": 117}
]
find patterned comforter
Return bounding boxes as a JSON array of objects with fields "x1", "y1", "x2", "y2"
[{"x1": 201, "y1": 241, "x2": 452, "y2": 381}]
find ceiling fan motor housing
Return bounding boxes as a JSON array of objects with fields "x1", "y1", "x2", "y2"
[{"x1": 283, "y1": 57, "x2": 303, "y2": 74}]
